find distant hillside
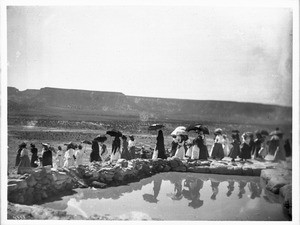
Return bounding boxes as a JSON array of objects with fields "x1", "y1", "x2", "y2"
[{"x1": 7, "y1": 87, "x2": 292, "y2": 125}]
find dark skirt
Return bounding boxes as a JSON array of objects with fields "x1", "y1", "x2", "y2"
[
  {"x1": 269, "y1": 139, "x2": 279, "y2": 155},
  {"x1": 199, "y1": 145, "x2": 208, "y2": 160},
  {"x1": 211, "y1": 143, "x2": 224, "y2": 159},
  {"x1": 15, "y1": 154, "x2": 21, "y2": 167},
  {"x1": 228, "y1": 142, "x2": 240, "y2": 159},
  {"x1": 129, "y1": 146, "x2": 136, "y2": 159},
  {"x1": 121, "y1": 148, "x2": 131, "y2": 160},
  {"x1": 90, "y1": 151, "x2": 101, "y2": 162},
  {"x1": 31, "y1": 154, "x2": 39, "y2": 167},
  {"x1": 239, "y1": 143, "x2": 252, "y2": 159},
  {"x1": 17, "y1": 155, "x2": 31, "y2": 174},
  {"x1": 42, "y1": 151, "x2": 53, "y2": 167}
]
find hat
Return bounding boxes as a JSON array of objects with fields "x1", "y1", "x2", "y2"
[
  {"x1": 214, "y1": 128, "x2": 222, "y2": 135},
  {"x1": 242, "y1": 133, "x2": 250, "y2": 140},
  {"x1": 19, "y1": 142, "x2": 27, "y2": 148},
  {"x1": 129, "y1": 135, "x2": 134, "y2": 140},
  {"x1": 30, "y1": 143, "x2": 35, "y2": 147},
  {"x1": 122, "y1": 135, "x2": 127, "y2": 140},
  {"x1": 41, "y1": 143, "x2": 50, "y2": 147}
]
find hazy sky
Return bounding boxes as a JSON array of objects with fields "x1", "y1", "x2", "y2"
[{"x1": 7, "y1": 6, "x2": 292, "y2": 106}]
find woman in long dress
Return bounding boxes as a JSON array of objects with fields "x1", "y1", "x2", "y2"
[
  {"x1": 194, "y1": 131, "x2": 209, "y2": 160},
  {"x1": 15, "y1": 143, "x2": 26, "y2": 167},
  {"x1": 228, "y1": 133, "x2": 240, "y2": 162},
  {"x1": 239, "y1": 133, "x2": 252, "y2": 161},
  {"x1": 170, "y1": 136, "x2": 178, "y2": 157},
  {"x1": 111, "y1": 136, "x2": 121, "y2": 162},
  {"x1": 156, "y1": 130, "x2": 167, "y2": 159},
  {"x1": 63, "y1": 143, "x2": 76, "y2": 168},
  {"x1": 211, "y1": 130, "x2": 225, "y2": 160},
  {"x1": 174, "y1": 135, "x2": 186, "y2": 159},
  {"x1": 42, "y1": 144, "x2": 53, "y2": 167},
  {"x1": 128, "y1": 135, "x2": 136, "y2": 159},
  {"x1": 90, "y1": 139, "x2": 101, "y2": 162},
  {"x1": 17, "y1": 144, "x2": 31, "y2": 174},
  {"x1": 55, "y1": 146, "x2": 64, "y2": 168},
  {"x1": 273, "y1": 134, "x2": 286, "y2": 162},
  {"x1": 30, "y1": 143, "x2": 39, "y2": 168},
  {"x1": 121, "y1": 135, "x2": 131, "y2": 160},
  {"x1": 99, "y1": 141, "x2": 109, "y2": 162},
  {"x1": 74, "y1": 144, "x2": 85, "y2": 166}
]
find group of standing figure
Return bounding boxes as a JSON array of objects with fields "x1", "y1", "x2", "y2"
[{"x1": 89, "y1": 135, "x2": 136, "y2": 163}]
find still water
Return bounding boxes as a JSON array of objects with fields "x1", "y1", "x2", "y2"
[{"x1": 41, "y1": 172, "x2": 288, "y2": 221}]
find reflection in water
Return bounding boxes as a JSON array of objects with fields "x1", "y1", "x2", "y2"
[
  {"x1": 248, "y1": 181, "x2": 262, "y2": 199},
  {"x1": 226, "y1": 181, "x2": 235, "y2": 197},
  {"x1": 182, "y1": 178, "x2": 204, "y2": 208},
  {"x1": 41, "y1": 172, "x2": 288, "y2": 221},
  {"x1": 143, "y1": 177, "x2": 162, "y2": 203},
  {"x1": 210, "y1": 180, "x2": 220, "y2": 200},
  {"x1": 238, "y1": 181, "x2": 247, "y2": 199}
]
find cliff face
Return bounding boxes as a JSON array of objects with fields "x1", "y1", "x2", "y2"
[{"x1": 7, "y1": 87, "x2": 292, "y2": 124}]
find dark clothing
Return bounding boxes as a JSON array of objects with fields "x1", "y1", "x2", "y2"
[
  {"x1": 284, "y1": 139, "x2": 292, "y2": 157},
  {"x1": 121, "y1": 140, "x2": 131, "y2": 160},
  {"x1": 194, "y1": 136, "x2": 209, "y2": 160},
  {"x1": 112, "y1": 138, "x2": 121, "y2": 154},
  {"x1": 228, "y1": 139, "x2": 240, "y2": 159},
  {"x1": 42, "y1": 150, "x2": 52, "y2": 167},
  {"x1": 249, "y1": 140, "x2": 255, "y2": 156},
  {"x1": 90, "y1": 140, "x2": 101, "y2": 162},
  {"x1": 211, "y1": 143, "x2": 224, "y2": 159},
  {"x1": 15, "y1": 148, "x2": 22, "y2": 167},
  {"x1": 253, "y1": 139, "x2": 262, "y2": 158},
  {"x1": 141, "y1": 150, "x2": 147, "y2": 159},
  {"x1": 239, "y1": 142, "x2": 252, "y2": 160},
  {"x1": 170, "y1": 141, "x2": 178, "y2": 157},
  {"x1": 156, "y1": 131, "x2": 167, "y2": 159},
  {"x1": 30, "y1": 147, "x2": 39, "y2": 167},
  {"x1": 268, "y1": 139, "x2": 279, "y2": 155}
]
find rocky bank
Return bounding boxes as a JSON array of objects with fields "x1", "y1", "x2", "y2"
[{"x1": 7, "y1": 157, "x2": 292, "y2": 220}]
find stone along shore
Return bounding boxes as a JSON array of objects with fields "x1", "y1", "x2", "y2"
[{"x1": 7, "y1": 157, "x2": 292, "y2": 219}]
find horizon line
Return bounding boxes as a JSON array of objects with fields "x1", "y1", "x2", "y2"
[{"x1": 8, "y1": 86, "x2": 292, "y2": 108}]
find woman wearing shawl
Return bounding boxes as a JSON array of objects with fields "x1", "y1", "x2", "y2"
[
  {"x1": 211, "y1": 129, "x2": 225, "y2": 160},
  {"x1": 15, "y1": 143, "x2": 26, "y2": 167},
  {"x1": 170, "y1": 136, "x2": 178, "y2": 157},
  {"x1": 128, "y1": 135, "x2": 136, "y2": 159},
  {"x1": 155, "y1": 130, "x2": 167, "y2": 159},
  {"x1": 90, "y1": 139, "x2": 101, "y2": 162},
  {"x1": 17, "y1": 143, "x2": 31, "y2": 174},
  {"x1": 30, "y1": 143, "x2": 39, "y2": 168},
  {"x1": 111, "y1": 136, "x2": 121, "y2": 162},
  {"x1": 228, "y1": 132, "x2": 240, "y2": 162},
  {"x1": 42, "y1": 143, "x2": 53, "y2": 167},
  {"x1": 121, "y1": 135, "x2": 131, "y2": 160},
  {"x1": 193, "y1": 130, "x2": 209, "y2": 160},
  {"x1": 239, "y1": 133, "x2": 252, "y2": 161}
]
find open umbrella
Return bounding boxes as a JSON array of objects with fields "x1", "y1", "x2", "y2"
[
  {"x1": 81, "y1": 140, "x2": 92, "y2": 145},
  {"x1": 94, "y1": 135, "x2": 107, "y2": 142},
  {"x1": 148, "y1": 124, "x2": 165, "y2": 131},
  {"x1": 269, "y1": 128, "x2": 283, "y2": 136},
  {"x1": 106, "y1": 129, "x2": 122, "y2": 137},
  {"x1": 187, "y1": 124, "x2": 209, "y2": 134}
]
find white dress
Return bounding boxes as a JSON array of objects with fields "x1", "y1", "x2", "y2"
[
  {"x1": 74, "y1": 150, "x2": 85, "y2": 166},
  {"x1": 54, "y1": 150, "x2": 64, "y2": 169},
  {"x1": 63, "y1": 148, "x2": 75, "y2": 168},
  {"x1": 152, "y1": 149, "x2": 158, "y2": 159},
  {"x1": 110, "y1": 148, "x2": 121, "y2": 162},
  {"x1": 191, "y1": 145, "x2": 200, "y2": 160},
  {"x1": 174, "y1": 142, "x2": 185, "y2": 159}
]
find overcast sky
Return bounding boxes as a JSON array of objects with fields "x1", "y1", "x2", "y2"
[{"x1": 7, "y1": 6, "x2": 292, "y2": 106}]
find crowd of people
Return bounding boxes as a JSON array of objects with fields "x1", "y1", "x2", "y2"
[{"x1": 14, "y1": 126, "x2": 291, "y2": 174}]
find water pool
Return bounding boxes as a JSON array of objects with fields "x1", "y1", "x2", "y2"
[{"x1": 41, "y1": 172, "x2": 288, "y2": 221}]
